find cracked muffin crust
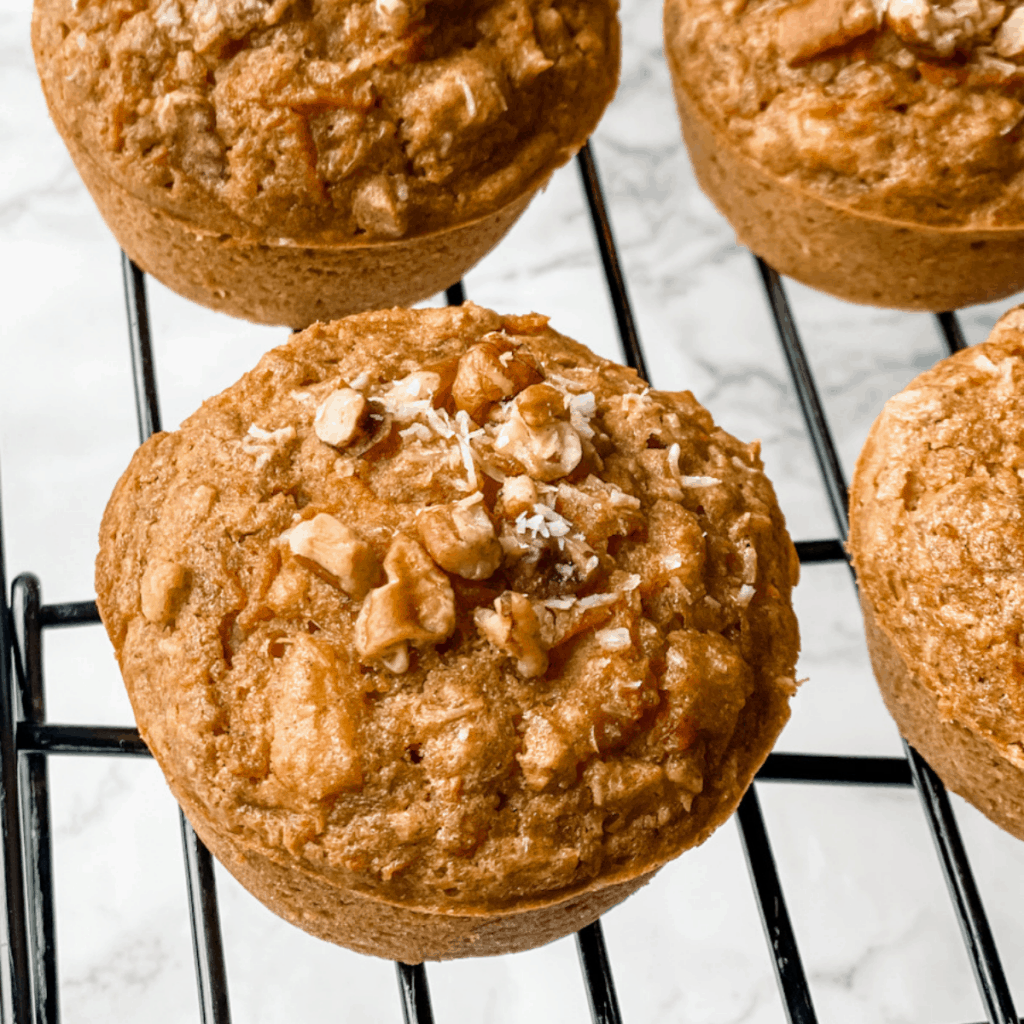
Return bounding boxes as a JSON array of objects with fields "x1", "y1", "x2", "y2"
[
  {"x1": 96, "y1": 303, "x2": 800, "y2": 961},
  {"x1": 665, "y1": 0, "x2": 1024, "y2": 309},
  {"x1": 850, "y1": 305, "x2": 1024, "y2": 840},
  {"x1": 33, "y1": 0, "x2": 619, "y2": 325}
]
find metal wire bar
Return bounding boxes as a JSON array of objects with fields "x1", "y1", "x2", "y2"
[
  {"x1": 754, "y1": 259, "x2": 851, "y2": 545},
  {"x1": 180, "y1": 818, "x2": 232, "y2": 1024},
  {"x1": 10, "y1": 577, "x2": 59, "y2": 1024},
  {"x1": 935, "y1": 312, "x2": 969, "y2": 355},
  {"x1": 794, "y1": 539, "x2": 846, "y2": 564},
  {"x1": 0, "y1": 475, "x2": 34, "y2": 1024},
  {"x1": 576, "y1": 144, "x2": 648, "y2": 382},
  {"x1": 759, "y1": 752, "x2": 911, "y2": 787},
  {"x1": 395, "y1": 963, "x2": 435, "y2": 1024},
  {"x1": 121, "y1": 255, "x2": 162, "y2": 442},
  {"x1": 755, "y1": 258, "x2": 1018, "y2": 1024},
  {"x1": 736, "y1": 788, "x2": 818, "y2": 1024},
  {"x1": 905, "y1": 742, "x2": 1019, "y2": 1024},
  {"x1": 445, "y1": 281, "x2": 465, "y2": 307},
  {"x1": 123, "y1": 254, "x2": 231, "y2": 1024},
  {"x1": 37, "y1": 603, "x2": 99, "y2": 629},
  {"x1": 575, "y1": 921, "x2": 623, "y2": 1024},
  {"x1": 17, "y1": 724, "x2": 148, "y2": 758}
]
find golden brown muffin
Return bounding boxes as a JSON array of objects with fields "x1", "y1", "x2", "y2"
[
  {"x1": 96, "y1": 303, "x2": 801, "y2": 961},
  {"x1": 850, "y1": 306, "x2": 1024, "y2": 839},
  {"x1": 33, "y1": 0, "x2": 619, "y2": 327},
  {"x1": 665, "y1": 0, "x2": 1024, "y2": 310}
]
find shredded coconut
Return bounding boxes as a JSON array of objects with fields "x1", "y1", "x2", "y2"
[
  {"x1": 737, "y1": 584, "x2": 756, "y2": 607},
  {"x1": 565, "y1": 392, "x2": 597, "y2": 440},
  {"x1": 515, "y1": 503, "x2": 572, "y2": 541},
  {"x1": 543, "y1": 597, "x2": 577, "y2": 610},
  {"x1": 679, "y1": 475, "x2": 722, "y2": 488},
  {"x1": 596, "y1": 627, "x2": 632, "y2": 652}
]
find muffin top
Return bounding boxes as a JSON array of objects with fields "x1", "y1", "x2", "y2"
[
  {"x1": 665, "y1": 0, "x2": 1024, "y2": 227},
  {"x1": 96, "y1": 303, "x2": 800, "y2": 912},
  {"x1": 34, "y1": 0, "x2": 619, "y2": 242},
  {"x1": 850, "y1": 307, "x2": 1024, "y2": 750}
]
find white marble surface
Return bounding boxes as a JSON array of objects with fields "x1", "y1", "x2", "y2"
[{"x1": 3, "y1": 0, "x2": 1024, "y2": 1020}]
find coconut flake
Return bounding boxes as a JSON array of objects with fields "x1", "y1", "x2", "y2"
[
  {"x1": 596, "y1": 627, "x2": 631, "y2": 652},
  {"x1": 565, "y1": 392, "x2": 597, "y2": 440},
  {"x1": 737, "y1": 584, "x2": 756, "y2": 607},
  {"x1": 679, "y1": 475, "x2": 722, "y2": 488}
]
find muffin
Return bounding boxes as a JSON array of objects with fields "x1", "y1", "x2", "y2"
[
  {"x1": 665, "y1": 0, "x2": 1024, "y2": 310},
  {"x1": 95, "y1": 303, "x2": 801, "y2": 961},
  {"x1": 850, "y1": 306, "x2": 1024, "y2": 839},
  {"x1": 32, "y1": 1, "x2": 619, "y2": 327}
]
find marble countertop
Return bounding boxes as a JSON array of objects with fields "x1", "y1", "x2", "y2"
[{"x1": 3, "y1": 0, "x2": 1024, "y2": 1020}]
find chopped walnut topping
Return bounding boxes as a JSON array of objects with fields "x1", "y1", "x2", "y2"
[
  {"x1": 493, "y1": 389, "x2": 583, "y2": 482},
  {"x1": 141, "y1": 559, "x2": 188, "y2": 624},
  {"x1": 777, "y1": 0, "x2": 879, "y2": 64},
  {"x1": 417, "y1": 493, "x2": 502, "y2": 579},
  {"x1": 995, "y1": 4, "x2": 1024, "y2": 54},
  {"x1": 314, "y1": 388, "x2": 368, "y2": 448},
  {"x1": 451, "y1": 342, "x2": 539, "y2": 422},
  {"x1": 355, "y1": 534, "x2": 456, "y2": 669},
  {"x1": 885, "y1": 0, "x2": 1006, "y2": 57},
  {"x1": 499, "y1": 475, "x2": 538, "y2": 518},
  {"x1": 474, "y1": 591, "x2": 551, "y2": 677},
  {"x1": 288, "y1": 514, "x2": 380, "y2": 600}
]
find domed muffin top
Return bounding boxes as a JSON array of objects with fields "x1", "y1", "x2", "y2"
[
  {"x1": 34, "y1": 0, "x2": 619, "y2": 241},
  {"x1": 666, "y1": 0, "x2": 1024, "y2": 227}
]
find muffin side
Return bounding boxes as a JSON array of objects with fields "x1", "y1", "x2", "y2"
[
  {"x1": 850, "y1": 306, "x2": 1024, "y2": 836},
  {"x1": 665, "y1": 0, "x2": 1024, "y2": 309},
  {"x1": 34, "y1": 0, "x2": 620, "y2": 323}
]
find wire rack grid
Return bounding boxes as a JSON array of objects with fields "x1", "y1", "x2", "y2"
[{"x1": 0, "y1": 135, "x2": 1021, "y2": 1024}]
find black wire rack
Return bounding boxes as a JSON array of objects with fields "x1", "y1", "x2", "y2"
[{"x1": 0, "y1": 139, "x2": 1020, "y2": 1024}]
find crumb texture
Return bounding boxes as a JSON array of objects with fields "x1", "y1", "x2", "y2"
[
  {"x1": 850, "y1": 306, "x2": 1024, "y2": 750},
  {"x1": 96, "y1": 304, "x2": 799, "y2": 913},
  {"x1": 35, "y1": 0, "x2": 618, "y2": 241},
  {"x1": 666, "y1": 0, "x2": 1024, "y2": 227}
]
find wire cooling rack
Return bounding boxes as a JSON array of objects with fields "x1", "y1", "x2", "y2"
[{"x1": 0, "y1": 141, "x2": 1020, "y2": 1024}]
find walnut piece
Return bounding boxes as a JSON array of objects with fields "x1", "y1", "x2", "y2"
[
  {"x1": 515, "y1": 383, "x2": 568, "y2": 428},
  {"x1": 141, "y1": 559, "x2": 188, "y2": 625},
  {"x1": 314, "y1": 388, "x2": 368, "y2": 448},
  {"x1": 417, "y1": 493, "x2": 503, "y2": 580},
  {"x1": 499, "y1": 475, "x2": 539, "y2": 518},
  {"x1": 288, "y1": 514, "x2": 380, "y2": 599},
  {"x1": 995, "y1": 4, "x2": 1024, "y2": 54},
  {"x1": 451, "y1": 342, "x2": 539, "y2": 422},
  {"x1": 493, "y1": 389, "x2": 583, "y2": 482},
  {"x1": 886, "y1": 0, "x2": 1006, "y2": 57},
  {"x1": 474, "y1": 591, "x2": 551, "y2": 678},
  {"x1": 355, "y1": 534, "x2": 456, "y2": 669},
  {"x1": 777, "y1": 0, "x2": 879, "y2": 64}
]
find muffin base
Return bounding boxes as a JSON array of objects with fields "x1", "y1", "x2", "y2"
[
  {"x1": 861, "y1": 591, "x2": 1024, "y2": 840},
  {"x1": 58, "y1": 118, "x2": 534, "y2": 329},
  {"x1": 664, "y1": 8, "x2": 1024, "y2": 311},
  {"x1": 186, "y1": 801, "x2": 655, "y2": 963}
]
